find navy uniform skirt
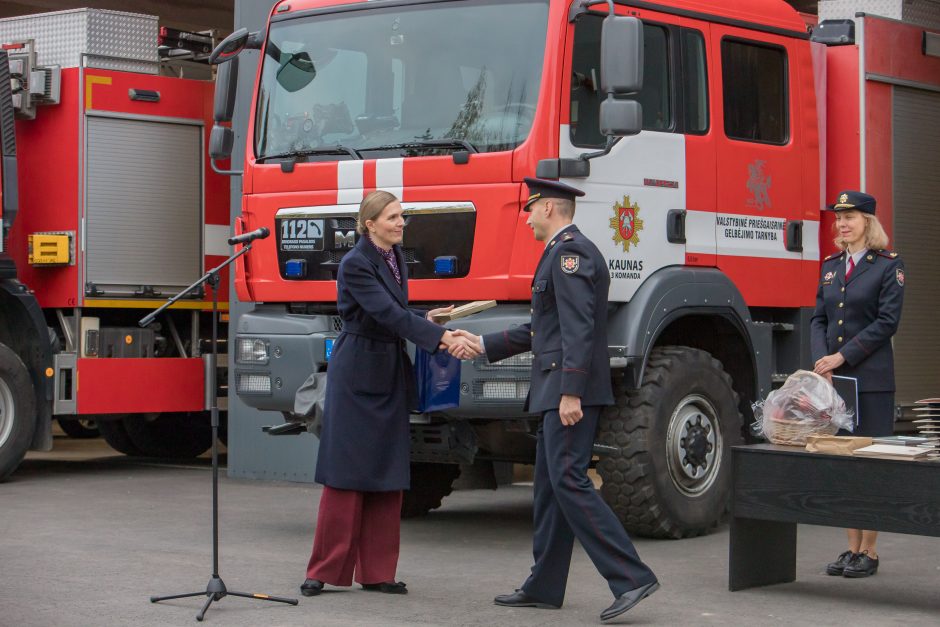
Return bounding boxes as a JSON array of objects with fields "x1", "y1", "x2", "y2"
[{"x1": 846, "y1": 392, "x2": 895, "y2": 437}]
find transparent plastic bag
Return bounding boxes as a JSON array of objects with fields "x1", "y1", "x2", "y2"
[{"x1": 751, "y1": 370, "x2": 855, "y2": 445}]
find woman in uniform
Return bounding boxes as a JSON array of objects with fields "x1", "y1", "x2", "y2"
[
  {"x1": 300, "y1": 190, "x2": 475, "y2": 597},
  {"x1": 811, "y1": 190, "x2": 905, "y2": 579}
]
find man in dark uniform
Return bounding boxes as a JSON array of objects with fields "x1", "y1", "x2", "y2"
[
  {"x1": 811, "y1": 190, "x2": 905, "y2": 578},
  {"x1": 453, "y1": 178, "x2": 658, "y2": 621}
]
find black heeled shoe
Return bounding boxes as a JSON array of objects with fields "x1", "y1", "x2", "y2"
[
  {"x1": 361, "y1": 581, "x2": 408, "y2": 594},
  {"x1": 300, "y1": 579, "x2": 324, "y2": 596}
]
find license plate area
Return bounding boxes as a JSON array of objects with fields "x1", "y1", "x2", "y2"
[{"x1": 278, "y1": 218, "x2": 325, "y2": 252}]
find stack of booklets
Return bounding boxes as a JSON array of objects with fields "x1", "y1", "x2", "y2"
[
  {"x1": 910, "y1": 398, "x2": 940, "y2": 460},
  {"x1": 852, "y1": 444, "x2": 929, "y2": 460}
]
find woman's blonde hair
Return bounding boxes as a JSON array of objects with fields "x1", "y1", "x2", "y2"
[
  {"x1": 357, "y1": 190, "x2": 399, "y2": 235},
  {"x1": 833, "y1": 212, "x2": 889, "y2": 251}
]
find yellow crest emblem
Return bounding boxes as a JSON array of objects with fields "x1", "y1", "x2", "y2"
[
  {"x1": 609, "y1": 196, "x2": 644, "y2": 253},
  {"x1": 839, "y1": 193, "x2": 848, "y2": 204}
]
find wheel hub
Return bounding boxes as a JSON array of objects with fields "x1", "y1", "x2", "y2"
[
  {"x1": 666, "y1": 394, "x2": 723, "y2": 496},
  {"x1": 0, "y1": 377, "x2": 15, "y2": 448}
]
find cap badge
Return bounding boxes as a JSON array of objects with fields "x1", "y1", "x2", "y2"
[{"x1": 840, "y1": 193, "x2": 848, "y2": 204}]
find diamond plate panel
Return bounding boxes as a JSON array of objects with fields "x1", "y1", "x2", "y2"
[
  {"x1": 819, "y1": 0, "x2": 903, "y2": 22},
  {"x1": 0, "y1": 9, "x2": 158, "y2": 73},
  {"x1": 902, "y1": 0, "x2": 940, "y2": 29}
]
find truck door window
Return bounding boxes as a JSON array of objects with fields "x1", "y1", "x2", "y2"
[
  {"x1": 721, "y1": 39, "x2": 788, "y2": 144},
  {"x1": 571, "y1": 17, "x2": 672, "y2": 148},
  {"x1": 681, "y1": 29, "x2": 708, "y2": 134}
]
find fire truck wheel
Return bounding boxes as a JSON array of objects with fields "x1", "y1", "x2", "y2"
[
  {"x1": 401, "y1": 462, "x2": 461, "y2": 518},
  {"x1": 597, "y1": 346, "x2": 743, "y2": 539},
  {"x1": 97, "y1": 417, "x2": 144, "y2": 456},
  {"x1": 123, "y1": 412, "x2": 213, "y2": 459},
  {"x1": 0, "y1": 344, "x2": 37, "y2": 482},
  {"x1": 57, "y1": 417, "x2": 100, "y2": 439}
]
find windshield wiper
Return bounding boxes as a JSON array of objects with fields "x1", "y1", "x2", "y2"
[
  {"x1": 258, "y1": 145, "x2": 362, "y2": 163},
  {"x1": 362, "y1": 139, "x2": 479, "y2": 154}
]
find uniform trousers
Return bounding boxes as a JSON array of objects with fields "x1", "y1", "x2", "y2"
[
  {"x1": 521, "y1": 406, "x2": 658, "y2": 607},
  {"x1": 306, "y1": 486, "x2": 403, "y2": 586}
]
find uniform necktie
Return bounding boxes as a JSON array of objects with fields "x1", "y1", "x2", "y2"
[{"x1": 846, "y1": 256, "x2": 855, "y2": 280}]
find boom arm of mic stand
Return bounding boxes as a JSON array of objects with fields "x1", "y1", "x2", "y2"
[{"x1": 138, "y1": 243, "x2": 253, "y2": 328}]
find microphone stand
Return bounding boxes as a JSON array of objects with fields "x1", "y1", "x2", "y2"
[{"x1": 140, "y1": 238, "x2": 298, "y2": 622}]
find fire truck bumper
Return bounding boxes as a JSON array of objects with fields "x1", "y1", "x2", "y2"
[{"x1": 233, "y1": 304, "x2": 542, "y2": 419}]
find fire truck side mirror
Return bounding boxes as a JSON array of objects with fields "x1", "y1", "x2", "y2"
[
  {"x1": 209, "y1": 126, "x2": 234, "y2": 161},
  {"x1": 599, "y1": 98, "x2": 642, "y2": 137},
  {"x1": 214, "y1": 56, "x2": 239, "y2": 123},
  {"x1": 209, "y1": 28, "x2": 250, "y2": 65},
  {"x1": 600, "y1": 16, "x2": 643, "y2": 95}
]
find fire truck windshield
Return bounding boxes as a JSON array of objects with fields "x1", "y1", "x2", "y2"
[{"x1": 255, "y1": 0, "x2": 549, "y2": 161}]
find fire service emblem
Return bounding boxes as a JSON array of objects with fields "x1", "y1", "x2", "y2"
[
  {"x1": 609, "y1": 196, "x2": 644, "y2": 253},
  {"x1": 561, "y1": 255, "x2": 580, "y2": 274}
]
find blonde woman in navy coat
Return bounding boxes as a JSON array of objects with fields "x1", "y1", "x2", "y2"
[
  {"x1": 811, "y1": 190, "x2": 905, "y2": 579},
  {"x1": 300, "y1": 190, "x2": 475, "y2": 597}
]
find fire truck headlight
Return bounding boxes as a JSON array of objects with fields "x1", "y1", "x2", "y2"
[
  {"x1": 236, "y1": 372, "x2": 272, "y2": 395},
  {"x1": 480, "y1": 380, "x2": 530, "y2": 400},
  {"x1": 236, "y1": 338, "x2": 269, "y2": 364}
]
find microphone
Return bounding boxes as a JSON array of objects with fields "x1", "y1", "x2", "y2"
[{"x1": 228, "y1": 226, "x2": 270, "y2": 245}]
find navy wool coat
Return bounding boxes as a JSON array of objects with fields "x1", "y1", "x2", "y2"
[
  {"x1": 810, "y1": 249, "x2": 905, "y2": 392},
  {"x1": 482, "y1": 225, "x2": 614, "y2": 412},
  {"x1": 315, "y1": 236, "x2": 444, "y2": 492}
]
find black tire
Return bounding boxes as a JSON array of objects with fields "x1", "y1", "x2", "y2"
[
  {"x1": 123, "y1": 411, "x2": 213, "y2": 459},
  {"x1": 0, "y1": 343, "x2": 37, "y2": 482},
  {"x1": 597, "y1": 346, "x2": 743, "y2": 539},
  {"x1": 58, "y1": 418, "x2": 100, "y2": 439},
  {"x1": 97, "y1": 417, "x2": 144, "y2": 456},
  {"x1": 401, "y1": 462, "x2": 461, "y2": 518}
]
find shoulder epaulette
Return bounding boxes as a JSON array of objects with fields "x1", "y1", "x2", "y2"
[
  {"x1": 875, "y1": 250, "x2": 899, "y2": 259},
  {"x1": 562, "y1": 232, "x2": 575, "y2": 242},
  {"x1": 823, "y1": 251, "x2": 843, "y2": 262}
]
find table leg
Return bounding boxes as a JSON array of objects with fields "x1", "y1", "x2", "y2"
[{"x1": 729, "y1": 517, "x2": 797, "y2": 591}]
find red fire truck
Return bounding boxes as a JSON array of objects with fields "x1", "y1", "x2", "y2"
[
  {"x1": 0, "y1": 9, "x2": 229, "y2": 481},
  {"x1": 213, "y1": 0, "x2": 939, "y2": 537}
]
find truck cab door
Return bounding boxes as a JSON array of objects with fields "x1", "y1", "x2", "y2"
[
  {"x1": 560, "y1": 14, "x2": 688, "y2": 304},
  {"x1": 711, "y1": 27, "x2": 807, "y2": 306}
]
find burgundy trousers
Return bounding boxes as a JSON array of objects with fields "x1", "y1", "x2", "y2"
[{"x1": 305, "y1": 486, "x2": 403, "y2": 586}]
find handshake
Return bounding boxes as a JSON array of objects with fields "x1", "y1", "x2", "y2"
[
  {"x1": 427, "y1": 305, "x2": 483, "y2": 360},
  {"x1": 440, "y1": 329, "x2": 483, "y2": 360}
]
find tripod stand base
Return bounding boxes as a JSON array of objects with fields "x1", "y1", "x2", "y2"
[{"x1": 151, "y1": 575, "x2": 298, "y2": 622}]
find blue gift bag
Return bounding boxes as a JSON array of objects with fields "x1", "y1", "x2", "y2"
[{"x1": 414, "y1": 347, "x2": 461, "y2": 413}]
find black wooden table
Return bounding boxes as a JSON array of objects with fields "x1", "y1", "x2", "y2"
[{"x1": 729, "y1": 443, "x2": 940, "y2": 591}]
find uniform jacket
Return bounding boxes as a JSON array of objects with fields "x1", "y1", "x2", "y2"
[
  {"x1": 810, "y1": 249, "x2": 905, "y2": 393},
  {"x1": 483, "y1": 224, "x2": 614, "y2": 412},
  {"x1": 315, "y1": 236, "x2": 444, "y2": 491}
]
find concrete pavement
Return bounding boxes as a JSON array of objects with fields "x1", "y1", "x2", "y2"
[{"x1": 1, "y1": 438, "x2": 938, "y2": 626}]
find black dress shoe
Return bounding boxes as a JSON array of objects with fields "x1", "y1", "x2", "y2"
[
  {"x1": 600, "y1": 581, "x2": 660, "y2": 622},
  {"x1": 843, "y1": 552, "x2": 879, "y2": 578},
  {"x1": 300, "y1": 579, "x2": 324, "y2": 596},
  {"x1": 361, "y1": 581, "x2": 408, "y2": 594},
  {"x1": 493, "y1": 589, "x2": 559, "y2": 609},
  {"x1": 826, "y1": 550, "x2": 858, "y2": 576}
]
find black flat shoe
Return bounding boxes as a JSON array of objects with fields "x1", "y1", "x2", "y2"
[
  {"x1": 826, "y1": 550, "x2": 858, "y2": 576},
  {"x1": 361, "y1": 581, "x2": 408, "y2": 594},
  {"x1": 843, "y1": 552, "x2": 879, "y2": 578},
  {"x1": 601, "y1": 581, "x2": 660, "y2": 622},
  {"x1": 493, "y1": 589, "x2": 559, "y2": 609},
  {"x1": 300, "y1": 579, "x2": 324, "y2": 596}
]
